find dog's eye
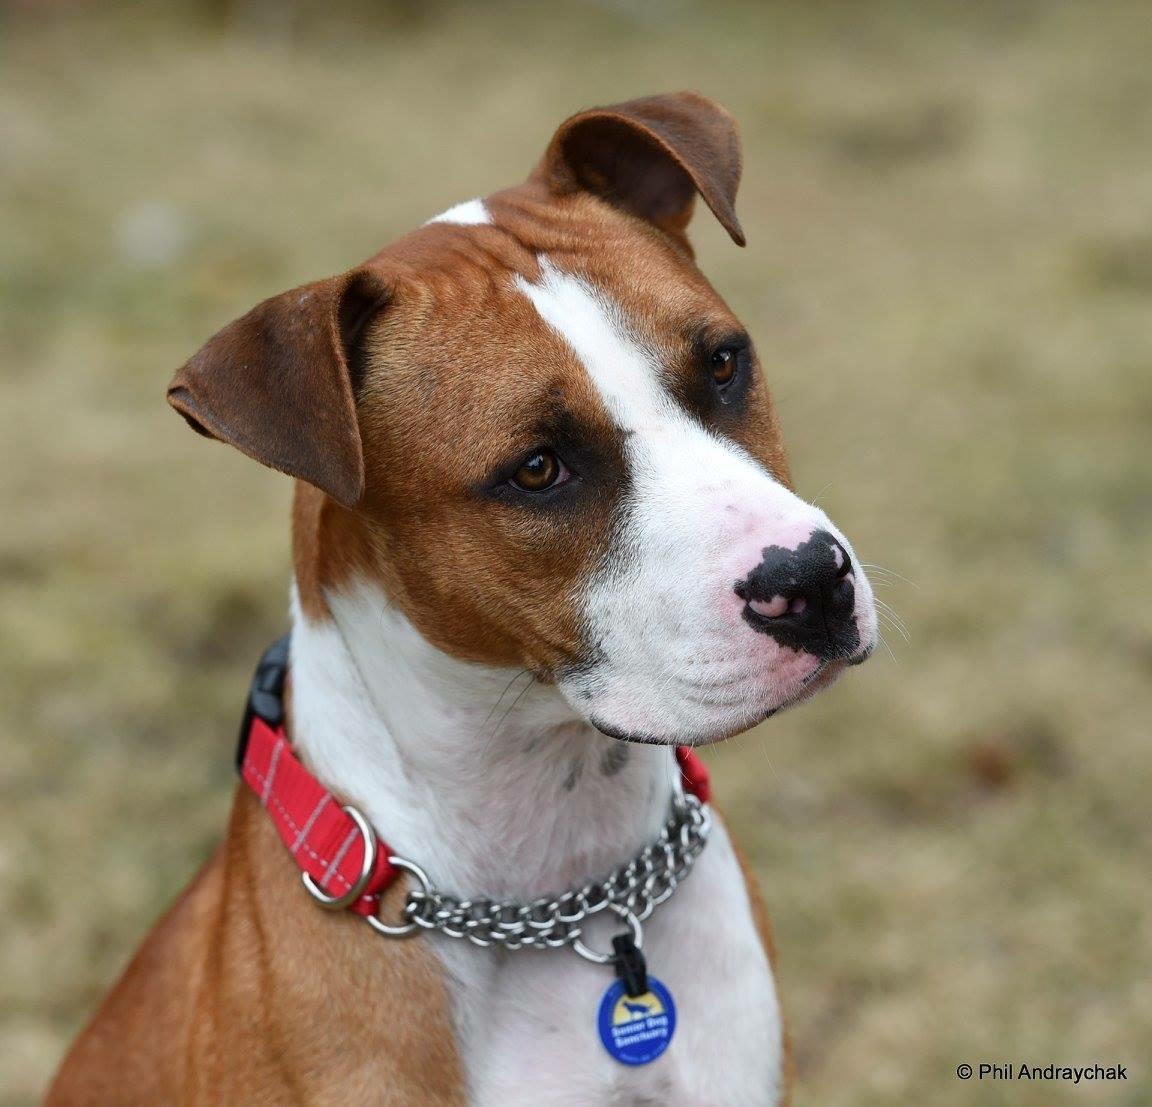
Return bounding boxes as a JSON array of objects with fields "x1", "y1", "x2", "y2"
[
  {"x1": 510, "y1": 450, "x2": 568, "y2": 493},
  {"x1": 710, "y1": 346, "x2": 740, "y2": 388}
]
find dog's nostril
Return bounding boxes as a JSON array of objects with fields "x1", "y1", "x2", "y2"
[
  {"x1": 748, "y1": 595, "x2": 789, "y2": 619},
  {"x1": 747, "y1": 593, "x2": 813, "y2": 620},
  {"x1": 834, "y1": 542, "x2": 852, "y2": 579}
]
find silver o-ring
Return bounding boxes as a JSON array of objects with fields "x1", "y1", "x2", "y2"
[
  {"x1": 572, "y1": 903, "x2": 642, "y2": 965},
  {"x1": 365, "y1": 856, "x2": 434, "y2": 938},
  {"x1": 301, "y1": 804, "x2": 377, "y2": 911}
]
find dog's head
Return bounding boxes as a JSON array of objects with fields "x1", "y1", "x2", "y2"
[{"x1": 169, "y1": 92, "x2": 877, "y2": 746}]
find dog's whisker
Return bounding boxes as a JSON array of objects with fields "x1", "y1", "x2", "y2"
[
  {"x1": 875, "y1": 611, "x2": 909, "y2": 648},
  {"x1": 873, "y1": 598, "x2": 910, "y2": 642},
  {"x1": 757, "y1": 732, "x2": 781, "y2": 784},
  {"x1": 878, "y1": 615, "x2": 910, "y2": 645},
  {"x1": 481, "y1": 671, "x2": 537, "y2": 751},
  {"x1": 874, "y1": 627, "x2": 900, "y2": 665},
  {"x1": 875, "y1": 599, "x2": 910, "y2": 637},
  {"x1": 875, "y1": 612, "x2": 903, "y2": 649},
  {"x1": 476, "y1": 667, "x2": 534, "y2": 738},
  {"x1": 859, "y1": 562, "x2": 920, "y2": 589},
  {"x1": 809, "y1": 480, "x2": 835, "y2": 507}
]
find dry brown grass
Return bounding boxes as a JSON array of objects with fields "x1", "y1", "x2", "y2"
[{"x1": 2, "y1": 3, "x2": 1150, "y2": 1103}]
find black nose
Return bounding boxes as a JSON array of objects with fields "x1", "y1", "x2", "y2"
[{"x1": 734, "y1": 529, "x2": 860, "y2": 660}]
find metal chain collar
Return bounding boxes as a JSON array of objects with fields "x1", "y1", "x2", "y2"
[{"x1": 350, "y1": 790, "x2": 712, "y2": 964}]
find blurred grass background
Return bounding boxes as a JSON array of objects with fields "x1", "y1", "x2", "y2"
[{"x1": 2, "y1": 1, "x2": 1151, "y2": 1103}]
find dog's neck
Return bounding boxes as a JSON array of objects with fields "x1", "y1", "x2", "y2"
[{"x1": 288, "y1": 578, "x2": 677, "y2": 901}]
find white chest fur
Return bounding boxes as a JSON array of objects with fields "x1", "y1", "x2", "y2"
[
  {"x1": 457, "y1": 820, "x2": 783, "y2": 1107},
  {"x1": 289, "y1": 581, "x2": 784, "y2": 1106}
]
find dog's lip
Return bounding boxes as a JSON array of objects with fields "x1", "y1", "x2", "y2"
[
  {"x1": 800, "y1": 661, "x2": 830, "y2": 687},
  {"x1": 589, "y1": 652, "x2": 870, "y2": 746},
  {"x1": 775, "y1": 658, "x2": 845, "y2": 708},
  {"x1": 588, "y1": 717, "x2": 665, "y2": 745},
  {"x1": 767, "y1": 650, "x2": 876, "y2": 716}
]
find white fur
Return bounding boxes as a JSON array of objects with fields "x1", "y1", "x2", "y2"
[
  {"x1": 290, "y1": 581, "x2": 783, "y2": 1105},
  {"x1": 515, "y1": 259, "x2": 878, "y2": 742},
  {"x1": 427, "y1": 198, "x2": 493, "y2": 226},
  {"x1": 285, "y1": 253, "x2": 876, "y2": 1104}
]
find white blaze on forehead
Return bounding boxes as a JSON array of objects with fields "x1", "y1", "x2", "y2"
[
  {"x1": 426, "y1": 198, "x2": 492, "y2": 226},
  {"x1": 513, "y1": 259, "x2": 671, "y2": 431}
]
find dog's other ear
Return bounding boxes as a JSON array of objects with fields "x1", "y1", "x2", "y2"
[
  {"x1": 536, "y1": 91, "x2": 745, "y2": 247},
  {"x1": 167, "y1": 268, "x2": 390, "y2": 508}
]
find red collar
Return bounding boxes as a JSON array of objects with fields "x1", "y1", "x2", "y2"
[{"x1": 237, "y1": 636, "x2": 712, "y2": 918}]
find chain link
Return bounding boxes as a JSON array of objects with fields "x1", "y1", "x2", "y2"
[{"x1": 371, "y1": 793, "x2": 711, "y2": 954}]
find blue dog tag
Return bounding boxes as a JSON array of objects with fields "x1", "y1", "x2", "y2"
[{"x1": 597, "y1": 976, "x2": 677, "y2": 1065}]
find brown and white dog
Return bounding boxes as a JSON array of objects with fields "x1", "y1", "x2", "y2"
[{"x1": 48, "y1": 92, "x2": 876, "y2": 1106}]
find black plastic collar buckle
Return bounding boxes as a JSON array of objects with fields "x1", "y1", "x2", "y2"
[{"x1": 235, "y1": 634, "x2": 291, "y2": 772}]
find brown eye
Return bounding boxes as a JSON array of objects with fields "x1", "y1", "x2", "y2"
[
  {"x1": 510, "y1": 450, "x2": 566, "y2": 492},
  {"x1": 711, "y1": 346, "x2": 738, "y2": 386}
]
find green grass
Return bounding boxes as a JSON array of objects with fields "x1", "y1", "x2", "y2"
[{"x1": 2, "y1": 2, "x2": 1150, "y2": 1103}]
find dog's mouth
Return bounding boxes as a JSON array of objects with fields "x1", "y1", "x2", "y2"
[
  {"x1": 765, "y1": 657, "x2": 846, "y2": 716},
  {"x1": 588, "y1": 644, "x2": 874, "y2": 747}
]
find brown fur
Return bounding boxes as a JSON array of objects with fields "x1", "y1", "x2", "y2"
[
  {"x1": 49, "y1": 788, "x2": 466, "y2": 1106},
  {"x1": 165, "y1": 93, "x2": 787, "y2": 668},
  {"x1": 536, "y1": 91, "x2": 746, "y2": 247},
  {"x1": 50, "y1": 93, "x2": 791, "y2": 1103},
  {"x1": 289, "y1": 184, "x2": 790, "y2": 668}
]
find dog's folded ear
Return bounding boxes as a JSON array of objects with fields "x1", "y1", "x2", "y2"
[
  {"x1": 535, "y1": 91, "x2": 745, "y2": 247},
  {"x1": 167, "y1": 267, "x2": 390, "y2": 508}
]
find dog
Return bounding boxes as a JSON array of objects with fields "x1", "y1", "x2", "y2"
[{"x1": 47, "y1": 92, "x2": 876, "y2": 1106}]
